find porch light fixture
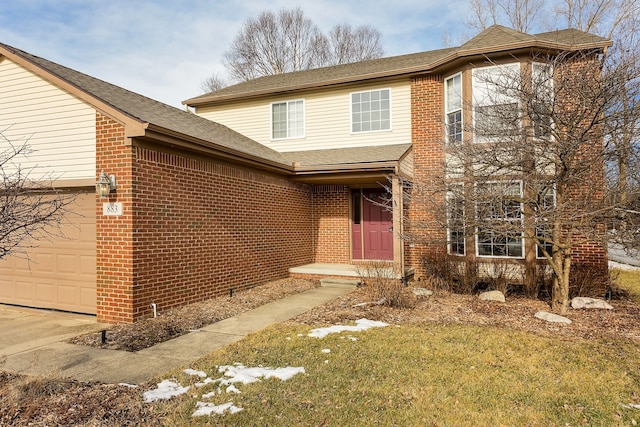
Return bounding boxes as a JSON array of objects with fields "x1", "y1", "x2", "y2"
[{"x1": 95, "y1": 171, "x2": 116, "y2": 197}]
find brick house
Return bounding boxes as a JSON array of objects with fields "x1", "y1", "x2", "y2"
[{"x1": 0, "y1": 26, "x2": 611, "y2": 323}]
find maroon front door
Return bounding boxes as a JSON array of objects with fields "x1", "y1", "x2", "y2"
[{"x1": 352, "y1": 189, "x2": 393, "y2": 260}]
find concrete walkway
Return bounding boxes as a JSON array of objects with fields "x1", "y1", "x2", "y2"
[{"x1": 0, "y1": 284, "x2": 354, "y2": 384}]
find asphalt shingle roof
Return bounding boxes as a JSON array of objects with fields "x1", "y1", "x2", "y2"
[
  {"x1": 280, "y1": 144, "x2": 412, "y2": 167},
  {"x1": 0, "y1": 42, "x2": 290, "y2": 167},
  {"x1": 185, "y1": 25, "x2": 611, "y2": 106}
]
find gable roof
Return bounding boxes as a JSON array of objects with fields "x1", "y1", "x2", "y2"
[
  {"x1": 185, "y1": 25, "x2": 611, "y2": 107},
  {"x1": 0, "y1": 42, "x2": 292, "y2": 171}
]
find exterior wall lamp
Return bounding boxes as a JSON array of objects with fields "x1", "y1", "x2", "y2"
[{"x1": 96, "y1": 171, "x2": 116, "y2": 197}]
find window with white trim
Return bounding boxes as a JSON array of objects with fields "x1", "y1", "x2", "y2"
[
  {"x1": 445, "y1": 74, "x2": 462, "y2": 144},
  {"x1": 472, "y1": 64, "x2": 520, "y2": 142},
  {"x1": 272, "y1": 99, "x2": 304, "y2": 139},
  {"x1": 476, "y1": 181, "x2": 524, "y2": 258},
  {"x1": 447, "y1": 186, "x2": 465, "y2": 255},
  {"x1": 351, "y1": 89, "x2": 391, "y2": 133}
]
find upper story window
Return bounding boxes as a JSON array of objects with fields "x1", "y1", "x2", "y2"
[
  {"x1": 272, "y1": 99, "x2": 304, "y2": 139},
  {"x1": 472, "y1": 64, "x2": 520, "y2": 143},
  {"x1": 351, "y1": 89, "x2": 391, "y2": 133},
  {"x1": 531, "y1": 62, "x2": 554, "y2": 140},
  {"x1": 445, "y1": 74, "x2": 462, "y2": 144}
]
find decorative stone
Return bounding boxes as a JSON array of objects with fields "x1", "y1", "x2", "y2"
[
  {"x1": 412, "y1": 288, "x2": 433, "y2": 297},
  {"x1": 571, "y1": 297, "x2": 613, "y2": 310},
  {"x1": 534, "y1": 311, "x2": 572, "y2": 324},
  {"x1": 478, "y1": 290, "x2": 505, "y2": 302}
]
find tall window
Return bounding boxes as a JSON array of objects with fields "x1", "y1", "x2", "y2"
[
  {"x1": 445, "y1": 74, "x2": 462, "y2": 143},
  {"x1": 531, "y1": 62, "x2": 553, "y2": 140},
  {"x1": 447, "y1": 187, "x2": 465, "y2": 255},
  {"x1": 472, "y1": 64, "x2": 520, "y2": 142},
  {"x1": 535, "y1": 184, "x2": 556, "y2": 258},
  {"x1": 476, "y1": 181, "x2": 524, "y2": 258},
  {"x1": 351, "y1": 89, "x2": 391, "y2": 133},
  {"x1": 272, "y1": 99, "x2": 304, "y2": 139}
]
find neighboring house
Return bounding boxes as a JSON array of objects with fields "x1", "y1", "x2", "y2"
[{"x1": 0, "y1": 25, "x2": 611, "y2": 323}]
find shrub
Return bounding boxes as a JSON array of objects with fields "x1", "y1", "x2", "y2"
[{"x1": 357, "y1": 261, "x2": 416, "y2": 308}]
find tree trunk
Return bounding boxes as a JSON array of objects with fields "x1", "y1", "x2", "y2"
[{"x1": 551, "y1": 251, "x2": 571, "y2": 314}]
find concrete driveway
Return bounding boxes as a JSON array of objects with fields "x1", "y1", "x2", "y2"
[{"x1": 0, "y1": 304, "x2": 105, "y2": 358}]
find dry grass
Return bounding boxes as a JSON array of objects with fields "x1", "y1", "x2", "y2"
[
  {"x1": 614, "y1": 268, "x2": 640, "y2": 302},
  {"x1": 162, "y1": 322, "x2": 640, "y2": 426}
]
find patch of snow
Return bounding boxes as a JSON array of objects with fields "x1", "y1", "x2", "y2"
[
  {"x1": 322, "y1": 348, "x2": 331, "y2": 353},
  {"x1": 308, "y1": 318, "x2": 389, "y2": 338},
  {"x1": 609, "y1": 260, "x2": 640, "y2": 271},
  {"x1": 143, "y1": 380, "x2": 190, "y2": 402},
  {"x1": 184, "y1": 368, "x2": 207, "y2": 378},
  {"x1": 202, "y1": 390, "x2": 218, "y2": 399},
  {"x1": 217, "y1": 364, "x2": 305, "y2": 385},
  {"x1": 192, "y1": 401, "x2": 243, "y2": 417},
  {"x1": 226, "y1": 384, "x2": 241, "y2": 394},
  {"x1": 620, "y1": 403, "x2": 640, "y2": 410},
  {"x1": 118, "y1": 383, "x2": 137, "y2": 388}
]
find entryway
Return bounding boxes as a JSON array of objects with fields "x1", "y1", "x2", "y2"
[{"x1": 351, "y1": 188, "x2": 394, "y2": 260}]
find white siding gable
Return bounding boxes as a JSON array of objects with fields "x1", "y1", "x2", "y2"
[
  {"x1": 0, "y1": 57, "x2": 96, "y2": 180},
  {"x1": 197, "y1": 81, "x2": 411, "y2": 152}
]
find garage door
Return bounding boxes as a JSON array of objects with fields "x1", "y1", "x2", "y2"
[{"x1": 0, "y1": 191, "x2": 96, "y2": 314}]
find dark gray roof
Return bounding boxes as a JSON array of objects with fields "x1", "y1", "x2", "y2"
[
  {"x1": 0, "y1": 42, "x2": 290, "y2": 167},
  {"x1": 281, "y1": 144, "x2": 411, "y2": 167},
  {"x1": 185, "y1": 25, "x2": 611, "y2": 106}
]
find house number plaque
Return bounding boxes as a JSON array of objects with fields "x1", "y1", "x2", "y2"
[{"x1": 103, "y1": 202, "x2": 123, "y2": 216}]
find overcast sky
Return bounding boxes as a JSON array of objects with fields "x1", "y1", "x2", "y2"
[{"x1": 0, "y1": 1, "x2": 484, "y2": 108}]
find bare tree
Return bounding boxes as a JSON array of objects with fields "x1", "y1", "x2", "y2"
[
  {"x1": 327, "y1": 24, "x2": 384, "y2": 65},
  {"x1": 221, "y1": 7, "x2": 328, "y2": 82},
  {"x1": 200, "y1": 73, "x2": 227, "y2": 94},
  {"x1": 203, "y1": 7, "x2": 385, "y2": 89},
  {"x1": 1, "y1": 133, "x2": 75, "y2": 260},
  {"x1": 407, "y1": 47, "x2": 640, "y2": 314},
  {"x1": 467, "y1": 0, "x2": 546, "y2": 32}
]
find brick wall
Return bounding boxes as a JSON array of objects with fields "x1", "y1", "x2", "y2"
[
  {"x1": 95, "y1": 113, "x2": 135, "y2": 324},
  {"x1": 312, "y1": 185, "x2": 351, "y2": 263},
  {"x1": 95, "y1": 110, "x2": 314, "y2": 323},
  {"x1": 129, "y1": 147, "x2": 314, "y2": 321},
  {"x1": 407, "y1": 75, "x2": 447, "y2": 278}
]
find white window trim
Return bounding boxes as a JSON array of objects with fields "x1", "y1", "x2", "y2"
[
  {"x1": 445, "y1": 73, "x2": 463, "y2": 144},
  {"x1": 472, "y1": 64, "x2": 521, "y2": 144},
  {"x1": 446, "y1": 187, "x2": 466, "y2": 256},
  {"x1": 350, "y1": 88, "x2": 392, "y2": 134},
  {"x1": 475, "y1": 180, "x2": 525, "y2": 259},
  {"x1": 270, "y1": 99, "x2": 305, "y2": 140}
]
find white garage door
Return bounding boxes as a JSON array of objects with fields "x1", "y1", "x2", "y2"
[{"x1": 0, "y1": 192, "x2": 96, "y2": 314}]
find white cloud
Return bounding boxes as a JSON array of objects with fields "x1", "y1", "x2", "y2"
[{"x1": 0, "y1": 0, "x2": 471, "y2": 107}]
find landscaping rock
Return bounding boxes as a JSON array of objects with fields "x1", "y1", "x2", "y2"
[
  {"x1": 412, "y1": 288, "x2": 433, "y2": 297},
  {"x1": 534, "y1": 311, "x2": 572, "y2": 324},
  {"x1": 478, "y1": 290, "x2": 505, "y2": 302},
  {"x1": 571, "y1": 297, "x2": 613, "y2": 310}
]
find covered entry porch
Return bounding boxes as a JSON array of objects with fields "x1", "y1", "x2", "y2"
[{"x1": 284, "y1": 143, "x2": 414, "y2": 278}]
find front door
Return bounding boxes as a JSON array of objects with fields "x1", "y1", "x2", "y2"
[{"x1": 352, "y1": 189, "x2": 393, "y2": 260}]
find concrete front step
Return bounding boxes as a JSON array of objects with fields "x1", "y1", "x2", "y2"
[{"x1": 320, "y1": 278, "x2": 360, "y2": 288}]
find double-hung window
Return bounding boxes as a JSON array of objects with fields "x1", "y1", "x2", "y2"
[
  {"x1": 445, "y1": 74, "x2": 462, "y2": 144},
  {"x1": 447, "y1": 186, "x2": 465, "y2": 255},
  {"x1": 535, "y1": 184, "x2": 556, "y2": 258},
  {"x1": 476, "y1": 181, "x2": 524, "y2": 258},
  {"x1": 472, "y1": 64, "x2": 520, "y2": 142},
  {"x1": 272, "y1": 99, "x2": 304, "y2": 139},
  {"x1": 351, "y1": 89, "x2": 391, "y2": 133}
]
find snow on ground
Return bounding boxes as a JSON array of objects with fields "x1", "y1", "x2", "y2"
[
  {"x1": 143, "y1": 319, "x2": 386, "y2": 417},
  {"x1": 143, "y1": 379, "x2": 190, "y2": 402},
  {"x1": 308, "y1": 318, "x2": 389, "y2": 338},
  {"x1": 610, "y1": 260, "x2": 640, "y2": 271}
]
